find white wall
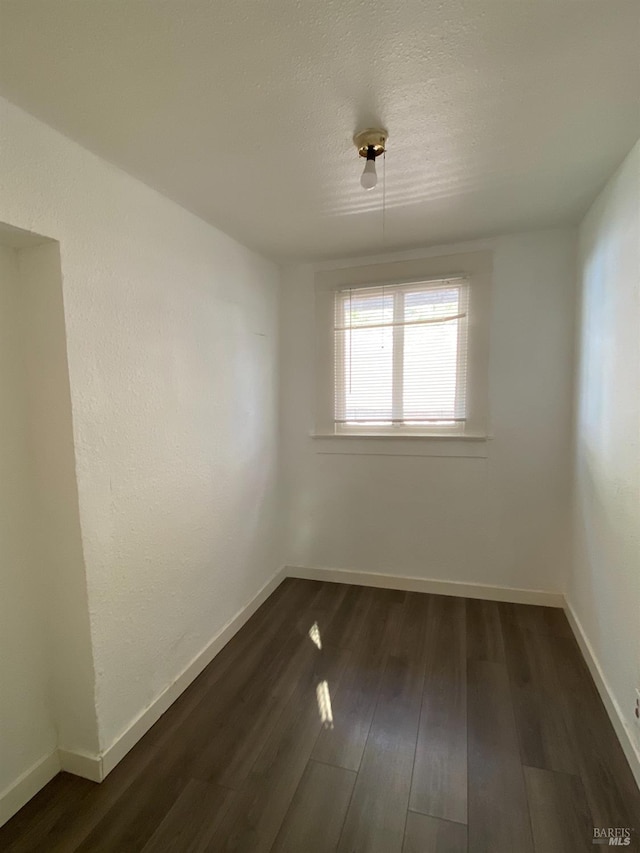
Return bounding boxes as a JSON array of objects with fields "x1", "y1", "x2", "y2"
[
  {"x1": 0, "y1": 245, "x2": 57, "y2": 797},
  {"x1": 0, "y1": 95, "x2": 282, "y2": 757},
  {"x1": 570, "y1": 139, "x2": 640, "y2": 766},
  {"x1": 281, "y1": 230, "x2": 576, "y2": 593},
  {"x1": 19, "y1": 242, "x2": 99, "y2": 759}
]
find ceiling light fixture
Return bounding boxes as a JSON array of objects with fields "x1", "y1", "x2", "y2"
[{"x1": 354, "y1": 128, "x2": 388, "y2": 191}]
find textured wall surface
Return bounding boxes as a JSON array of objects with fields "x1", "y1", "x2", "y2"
[
  {"x1": 0, "y1": 96, "x2": 282, "y2": 753},
  {"x1": 281, "y1": 231, "x2": 576, "y2": 592},
  {"x1": 571, "y1": 139, "x2": 640, "y2": 760},
  {"x1": 0, "y1": 1, "x2": 638, "y2": 258}
]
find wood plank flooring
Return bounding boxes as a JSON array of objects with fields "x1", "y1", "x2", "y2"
[{"x1": 1, "y1": 579, "x2": 639, "y2": 852}]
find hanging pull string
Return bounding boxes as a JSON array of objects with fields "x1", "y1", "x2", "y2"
[
  {"x1": 349, "y1": 286, "x2": 352, "y2": 393},
  {"x1": 382, "y1": 150, "x2": 386, "y2": 246},
  {"x1": 382, "y1": 151, "x2": 387, "y2": 350}
]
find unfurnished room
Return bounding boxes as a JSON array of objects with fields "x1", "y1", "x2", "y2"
[{"x1": 0, "y1": 1, "x2": 639, "y2": 851}]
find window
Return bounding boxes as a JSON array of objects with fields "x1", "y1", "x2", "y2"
[
  {"x1": 314, "y1": 251, "x2": 491, "y2": 440},
  {"x1": 334, "y1": 279, "x2": 469, "y2": 433}
]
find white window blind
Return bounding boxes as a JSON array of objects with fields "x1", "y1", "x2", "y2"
[{"x1": 334, "y1": 278, "x2": 469, "y2": 431}]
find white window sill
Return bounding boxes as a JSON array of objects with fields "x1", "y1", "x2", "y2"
[
  {"x1": 309, "y1": 431, "x2": 491, "y2": 458},
  {"x1": 311, "y1": 431, "x2": 489, "y2": 440}
]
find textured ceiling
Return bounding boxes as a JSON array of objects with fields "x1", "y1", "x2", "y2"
[{"x1": 0, "y1": 0, "x2": 638, "y2": 260}]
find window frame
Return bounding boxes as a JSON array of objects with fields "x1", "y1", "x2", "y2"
[
  {"x1": 333, "y1": 277, "x2": 470, "y2": 436},
  {"x1": 314, "y1": 251, "x2": 492, "y2": 440}
]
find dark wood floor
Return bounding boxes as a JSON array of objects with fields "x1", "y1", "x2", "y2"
[{"x1": 2, "y1": 579, "x2": 639, "y2": 852}]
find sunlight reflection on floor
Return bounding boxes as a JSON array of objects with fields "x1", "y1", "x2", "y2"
[
  {"x1": 316, "y1": 679, "x2": 334, "y2": 729},
  {"x1": 308, "y1": 621, "x2": 322, "y2": 650}
]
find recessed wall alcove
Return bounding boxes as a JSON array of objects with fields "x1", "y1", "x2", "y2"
[{"x1": 0, "y1": 223, "x2": 97, "y2": 824}]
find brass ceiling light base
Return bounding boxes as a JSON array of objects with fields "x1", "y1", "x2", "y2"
[{"x1": 353, "y1": 128, "x2": 388, "y2": 159}]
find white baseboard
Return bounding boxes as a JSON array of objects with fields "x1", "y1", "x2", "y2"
[
  {"x1": 286, "y1": 565, "x2": 564, "y2": 607},
  {"x1": 0, "y1": 566, "x2": 288, "y2": 821},
  {"x1": 4, "y1": 567, "x2": 636, "y2": 830},
  {"x1": 99, "y1": 566, "x2": 287, "y2": 779},
  {"x1": 0, "y1": 751, "x2": 60, "y2": 828},
  {"x1": 58, "y1": 749, "x2": 102, "y2": 783},
  {"x1": 564, "y1": 601, "x2": 640, "y2": 791}
]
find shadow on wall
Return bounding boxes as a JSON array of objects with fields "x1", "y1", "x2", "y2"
[{"x1": 0, "y1": 223, "x2": 97, "y2": 812}]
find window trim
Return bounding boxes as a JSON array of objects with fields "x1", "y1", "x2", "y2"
[{"x1": 314, "y1": 251, "x2": 492, "y2": 440}]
